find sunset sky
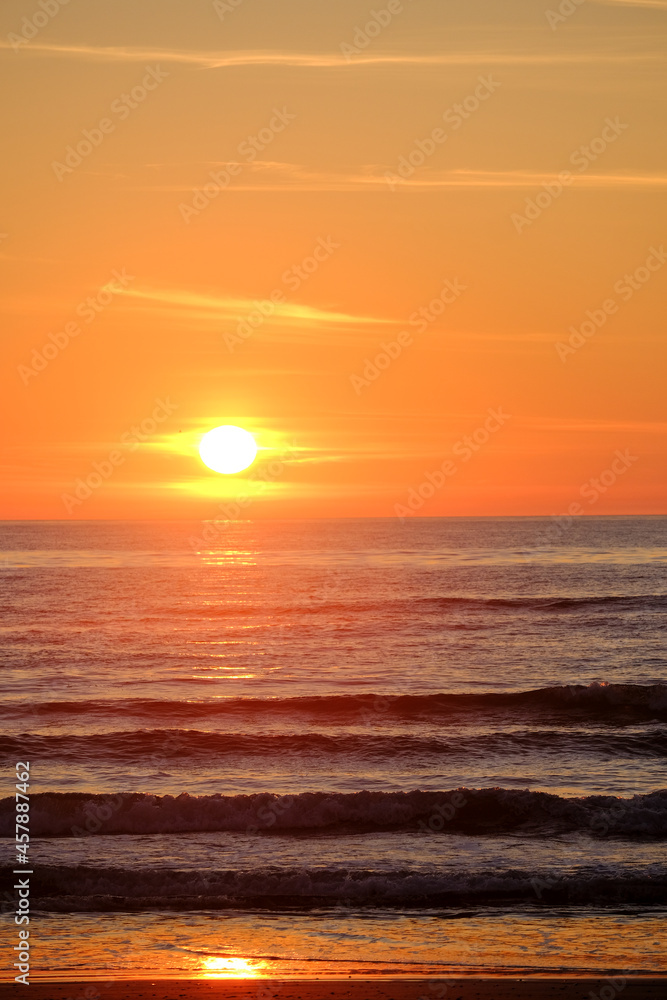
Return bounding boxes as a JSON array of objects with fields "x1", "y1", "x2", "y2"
[{"x1": 1, "y1": 0, "x2": 666, "y2": 519}]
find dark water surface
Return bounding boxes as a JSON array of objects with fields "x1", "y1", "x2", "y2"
[{"x1": 1, "y1": 517, "x2": 665, "y2": 977}]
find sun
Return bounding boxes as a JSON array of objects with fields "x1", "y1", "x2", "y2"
[{"x1": 198, "y1": 425, "x2": 258, "y2": 474}]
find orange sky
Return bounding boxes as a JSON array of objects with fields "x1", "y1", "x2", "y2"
[{"x1": 1, "y1": 0, "x2": 666, "y2": 519}]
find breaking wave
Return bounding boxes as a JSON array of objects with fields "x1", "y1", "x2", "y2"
[
  {"x1": 4, "y1": 682, "x2": 666, "y2": 723},
  {"x1": 9, "y1": 863, "x2": 665, "y2": 912},
  {"x1": 2, "y1": 787, "x2": 666, "y2": 838},
  {"x1": 3, "y1": 727, "x2": 666, "y2": 761}
]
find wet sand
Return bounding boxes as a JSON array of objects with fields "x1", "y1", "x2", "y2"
[{"x1": 0, "y1": 978, "x2": 665, "y2": 1000}]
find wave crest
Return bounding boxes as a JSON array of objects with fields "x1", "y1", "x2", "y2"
[
  {"x1": 2, "y1": 787, "x2": 666, "y2": 838},
  {"x1": 3, "y1": 683, "x2": 666, "y2": 724},
  {"x1": 12, "y1": 863, "x2": 665, "y2": 911}
]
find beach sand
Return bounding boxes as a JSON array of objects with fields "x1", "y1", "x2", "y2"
[{"x1": 0, "y1": 979, "x2": 665, "y2": 999}]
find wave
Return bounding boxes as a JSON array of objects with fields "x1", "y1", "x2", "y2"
[
  {"x1": 2, "y1": 788, "x2": 666, "y2": 839},
  {"x1": 3, "y1": 683, "x2": 666, "y2": 722},
  {"x1": 138, "y1": 593, "x2": 666, "y2": 616},
  {"x1": 7, "y1": 863, "x2": 666, "y2": 912},
  {"x1": 2, "y1": 728, "x2": 666, "y2": 761},
  {"x1": 420, "y1": 594, "x2": 667, "y2": 612}
]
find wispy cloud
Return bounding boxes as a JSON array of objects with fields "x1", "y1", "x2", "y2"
[
  {"x1": 592, "y1": 0, "x2": 667, "y2": 8},
  {"x1": 137, "y1": 163, "x2": 667, "y2": 193},
  {"x1": 518, "y1": 417, "x2": 667, "y2": 434},
  {"x1": 0, "y1": 41, "x2": 661, "y2": 67},
  {"x1": 377, "y1": 169, "x2": 667, "y2": 191},
  {"x1": 115, "y1": 285, "x2": 390, "y2": 329}
]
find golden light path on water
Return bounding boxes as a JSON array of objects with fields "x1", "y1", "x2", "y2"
[{"x1": 201, "y1": 956, "x2": 262, "y2": 978}]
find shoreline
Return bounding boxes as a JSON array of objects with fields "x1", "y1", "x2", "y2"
[
  {"x1": 1, "y1": 977, "x2": 666, "y2": 999},
  {"x1": 3, "y1": 972, "x2": 667, "y2": 980}
]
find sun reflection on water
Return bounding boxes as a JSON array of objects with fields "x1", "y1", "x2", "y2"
[{"x1": 201, "y1": 955, "x2": 262, "y2": 978}]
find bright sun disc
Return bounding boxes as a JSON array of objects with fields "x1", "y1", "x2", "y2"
[{"x1": 199, "y1": 425, "x2": 258, "y2": 474}]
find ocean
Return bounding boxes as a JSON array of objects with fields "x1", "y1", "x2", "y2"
[{"x1": 1, "y1": 516, "x2": 666, "y2": 981}]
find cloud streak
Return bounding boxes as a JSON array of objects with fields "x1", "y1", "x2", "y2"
[
  {"x1": 518, "y1": 417, "x2": 667, "y2": 434},
  {"x1": 0, "y1": 40, "x2": 662, "y2": 67},
  {"x1": 592, "y1": 0, "x2": 667, "y2": 8},
  {"x1": 136, "y1": 164, "x2": 667, "y2": 193},
  {"x1": 115, "y1": 286, "x2": 390, "y2": 330}
]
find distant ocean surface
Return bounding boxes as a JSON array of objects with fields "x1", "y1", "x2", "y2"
[{"x1": 1, "y1": 517, "x2": 666, "y2": 979}]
